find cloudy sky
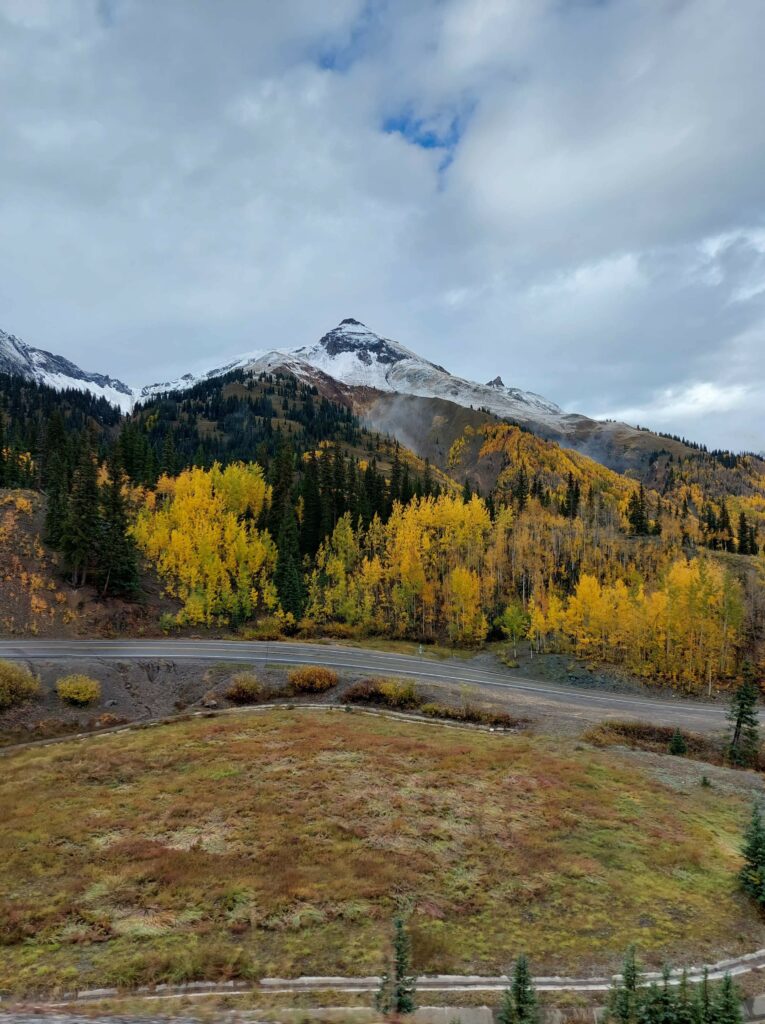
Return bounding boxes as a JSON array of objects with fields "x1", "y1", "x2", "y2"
[{"x1": 1, "y1": 0, "x2": 764, "y2": 451}]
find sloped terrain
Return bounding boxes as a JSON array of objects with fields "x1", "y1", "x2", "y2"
[
  {"x1": 0, "y1": 709, "x2": 761, "y2": 995},
  {"x1": 0, "y1": 489, "x2": 171, "y2": 638}
]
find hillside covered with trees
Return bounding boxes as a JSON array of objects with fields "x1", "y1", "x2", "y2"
[{"x1": 1, "y1": 370, "x2": 764, "y2": 693}]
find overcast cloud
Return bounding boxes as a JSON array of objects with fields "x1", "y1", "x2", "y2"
[{"x1": 1, "y1": 0, "x2": 764, "y2": 450}]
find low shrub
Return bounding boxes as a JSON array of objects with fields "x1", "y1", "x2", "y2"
[
  {"x1": 0, "y1": 662, "x2": 40, "y2": 710},
  {"x1": 240, "y1": 616, "x2": 284, "y2": 641},
  {"x1": 56, "y1": 675, "x2": 101, "y2": 706},
  {"x1": 225, "y1": 672, "x2": 264, "y2": 704},
  {"x1": 92, "y1": 712, "x2": 128, "y2": 730},
  {"x1": 583, "y1": 720, "x2": 729, "y2": 764},
  {"x1": 420, "y1": 702, "x2": 526, "y2": 729},
  {"x1": 288, "y1": 666, "x2": 338, "y2": 693},
  {"x1": 344, "y1": 677, "x2": 423, "y2": 710},
  {"x1": 319, "y1": 622, "x2": 360, "y2": 640}
]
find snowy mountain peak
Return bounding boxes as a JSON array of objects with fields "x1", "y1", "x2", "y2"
[
  {"x1": 0, "y1": 328, "x2": 135, "y2": 411},
  {"x1": 2, "y1": 317, "x2": 567, "y2": 433}
]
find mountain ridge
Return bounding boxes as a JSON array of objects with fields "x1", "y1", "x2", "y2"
[
  {"x1": 0, "y1": 318, "x2": 752, "y2": 478},
  {"x1": 0, "y1": 328, "x2": 134, "y2": 411}
]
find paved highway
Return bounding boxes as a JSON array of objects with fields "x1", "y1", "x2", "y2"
[{"x1": 0, "y1": 638, "x2": 750, "y2": 730}]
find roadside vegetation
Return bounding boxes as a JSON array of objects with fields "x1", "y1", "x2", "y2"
[
  {"x1": 0, "y1": 709, "x2": 762, "y2": 996},
  {"x1": 585, "y1": 672, "x2": 764, "y2": 772},
  {"x1": 0, "y1": 661, "x2": 39, "y2": 709},
  {"x1": 55, "y1": 674, "x2": 101, "y2": 706}
]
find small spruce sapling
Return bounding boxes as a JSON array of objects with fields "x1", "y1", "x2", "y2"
[
  {"x1": 499, "y1": 955, "x2": 538, "y2": 1024},
  {"x1": 669, "y1": 728, "x2": 687, "y2": 755},
  {"x1": 375, "y1": 916, "x2": 417, "y2": 1015}
]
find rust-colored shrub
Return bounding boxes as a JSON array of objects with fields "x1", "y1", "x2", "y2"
[
  {"x1": 344, "y1": 677, "x2": 422, "y2": 710},
  {"x1": 420, "y1": 702, "x2": 526, "y2": 729},
  {"x1": 225, "y1": 673, "x2": 264, "y2": 704},
  {"x1": 287, "y1": 666, "x2": 338, "y2": 693}
]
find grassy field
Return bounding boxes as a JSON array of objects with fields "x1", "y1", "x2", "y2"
[{"x1": 1, "y1": 708, "x2": 762, "y2": 996}]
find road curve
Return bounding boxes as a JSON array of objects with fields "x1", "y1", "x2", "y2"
[{"x1": 0, "y1": 638, "x2": 751, "y2": 730}]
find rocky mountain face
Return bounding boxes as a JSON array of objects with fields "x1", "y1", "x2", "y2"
[
  {"x1": 0, "y1": 328, "x2": 134, "y2": 410},
  {"x1": 0, "y1": 318, "x2": 699, "y2": 475},
  {"x1": 140, "y1": 317, "x2": 569, "y2": 428}
]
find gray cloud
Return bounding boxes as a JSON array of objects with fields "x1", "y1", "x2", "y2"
[{"x1": 0, "y1": 0, "x2": 764, "y2": 450}]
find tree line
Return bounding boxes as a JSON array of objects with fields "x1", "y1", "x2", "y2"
[{"x1": 377, "y1": 919, "x2": 747, "y2": 1024}]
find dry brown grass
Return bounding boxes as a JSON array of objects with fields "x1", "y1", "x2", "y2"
[{"x1": 0, "y1": 709, "x2": 761, "y2": 996}]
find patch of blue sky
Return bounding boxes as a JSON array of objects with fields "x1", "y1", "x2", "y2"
[{"x1": 383, "y1": 104, "x2": 473, "y2": 176}]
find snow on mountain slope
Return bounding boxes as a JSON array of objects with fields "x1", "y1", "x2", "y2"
[
  {"x1": 0, "y1": 328, "x2": 135, "y2": 411},
  {"x1": 141, "y1": 318, "x2": 568, "y2": 430}
]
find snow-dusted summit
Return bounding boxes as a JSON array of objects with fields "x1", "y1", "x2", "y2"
[
  {"x1": 1, "y1": 316, "x2": 570, "y2": 432},
  {"x1": 0, "y1": 328, "x2": 134, "y2": 411},
  {"x1": 141, "y1": 318, "x2": 566, "y2": 429}
]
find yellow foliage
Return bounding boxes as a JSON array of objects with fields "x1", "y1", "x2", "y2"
[
  {"x1": 132, "y1": 462, "x2": 277, "y2": 626},
  {"x1": 531, "y1": 557, "x2": 743, "y2": 691},
  {"x1": 56, "y1": 674, "x2": 101, "y2": 705}
]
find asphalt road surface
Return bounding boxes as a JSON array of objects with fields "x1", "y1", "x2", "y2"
[{"x1": 0, "y1": 638, "x2": 754, "y2": 731}]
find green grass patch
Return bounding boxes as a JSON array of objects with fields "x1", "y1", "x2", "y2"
[{"x1": 0, "y1": 709, "x2": 760, "y2": 996}]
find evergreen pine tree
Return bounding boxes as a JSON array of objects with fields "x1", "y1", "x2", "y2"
[
  {"x1": 100, "y1": 456, "x2": 140, "y2": 598},
  {"x1": 627, "y1": 484, "x2": 649, "y2": 535},
  {"x1": 44, "y1": 458, "x2": 70, "y2": 548},
  {"x1": 655, "y1": 964, "x2": 677, "y2": 1024},
  {"x1": 375, "y1": 917, "x2": 416, "y2": 1015},
  {"x1": 514, "y1": 464, "x2": 529, "y2": 512},
  {"x1": 160, "y1": 431, "x2": 177, "y2": 478},
  {"x1": 712, "y1": 974, "x2": 743, "y2": 1024},
  {"x1": 727, "y1": 666, "x2": 761, "y2": 768},
  {"x1": 422, "y1": 457, "x2": 433, "y2": 497},
  {"x1": 738, "y1": 511, "x2": 751, "y2": 555},
  {"x1": 695, "y1": 968, "x2": 712, "y2": 1024},
  {"x1": 675, "y1": 971, "x2": 695, "y2": 1024},
  {"x1": 60, "y1": 438, "x2": 102, "y2": 587},
  {"x1": 274, "y1": 506, "x2": 305, "y2": 620},
  {"x1": 608, "y1": 947, "x2": 640, "y2": 1024},
  {"x1": 268, "y1": 441, "x2": 295, "y2": 536},
  {"x1": 300, "y1": 452, "x2": 323, "y2": 557},
  {"x1": 498, "y1": 984, "x2": 518, "y2": 1024},
  {"x1": 740, "y1": 801, "x2": 765, "y2": 907},
  {"x1": 511, "y1": 954, "x2": 538, "y2": 1024},
  {"x1": 719, "y1": 502, "x2": 735, "y2": 552},
  {"x1": 669, "y1": 729, "x2": 687, "y2": 755}
]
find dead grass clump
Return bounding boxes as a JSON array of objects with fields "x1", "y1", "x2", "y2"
[
  {"x1": 344, "y1": 677, "x2": 423, "y2": 710},
  {"x1": 584, "y1": 720, "x2": 723, "y2": 763},
  {"x1": 0, "y1": 661, "x2": 40, "y2": 709},
  {"x1": 288, "y1": 666, "x2": 338, "y2": 693},
  {"x1": 225, "y1": 672, "x2": 264, "y2": 704},
  {"x1": 419, "y1": 701, "x2": 527, "y2": 729},
  {"x1": 56, "y1": 674, "x2": 101, "y2": 706}
]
